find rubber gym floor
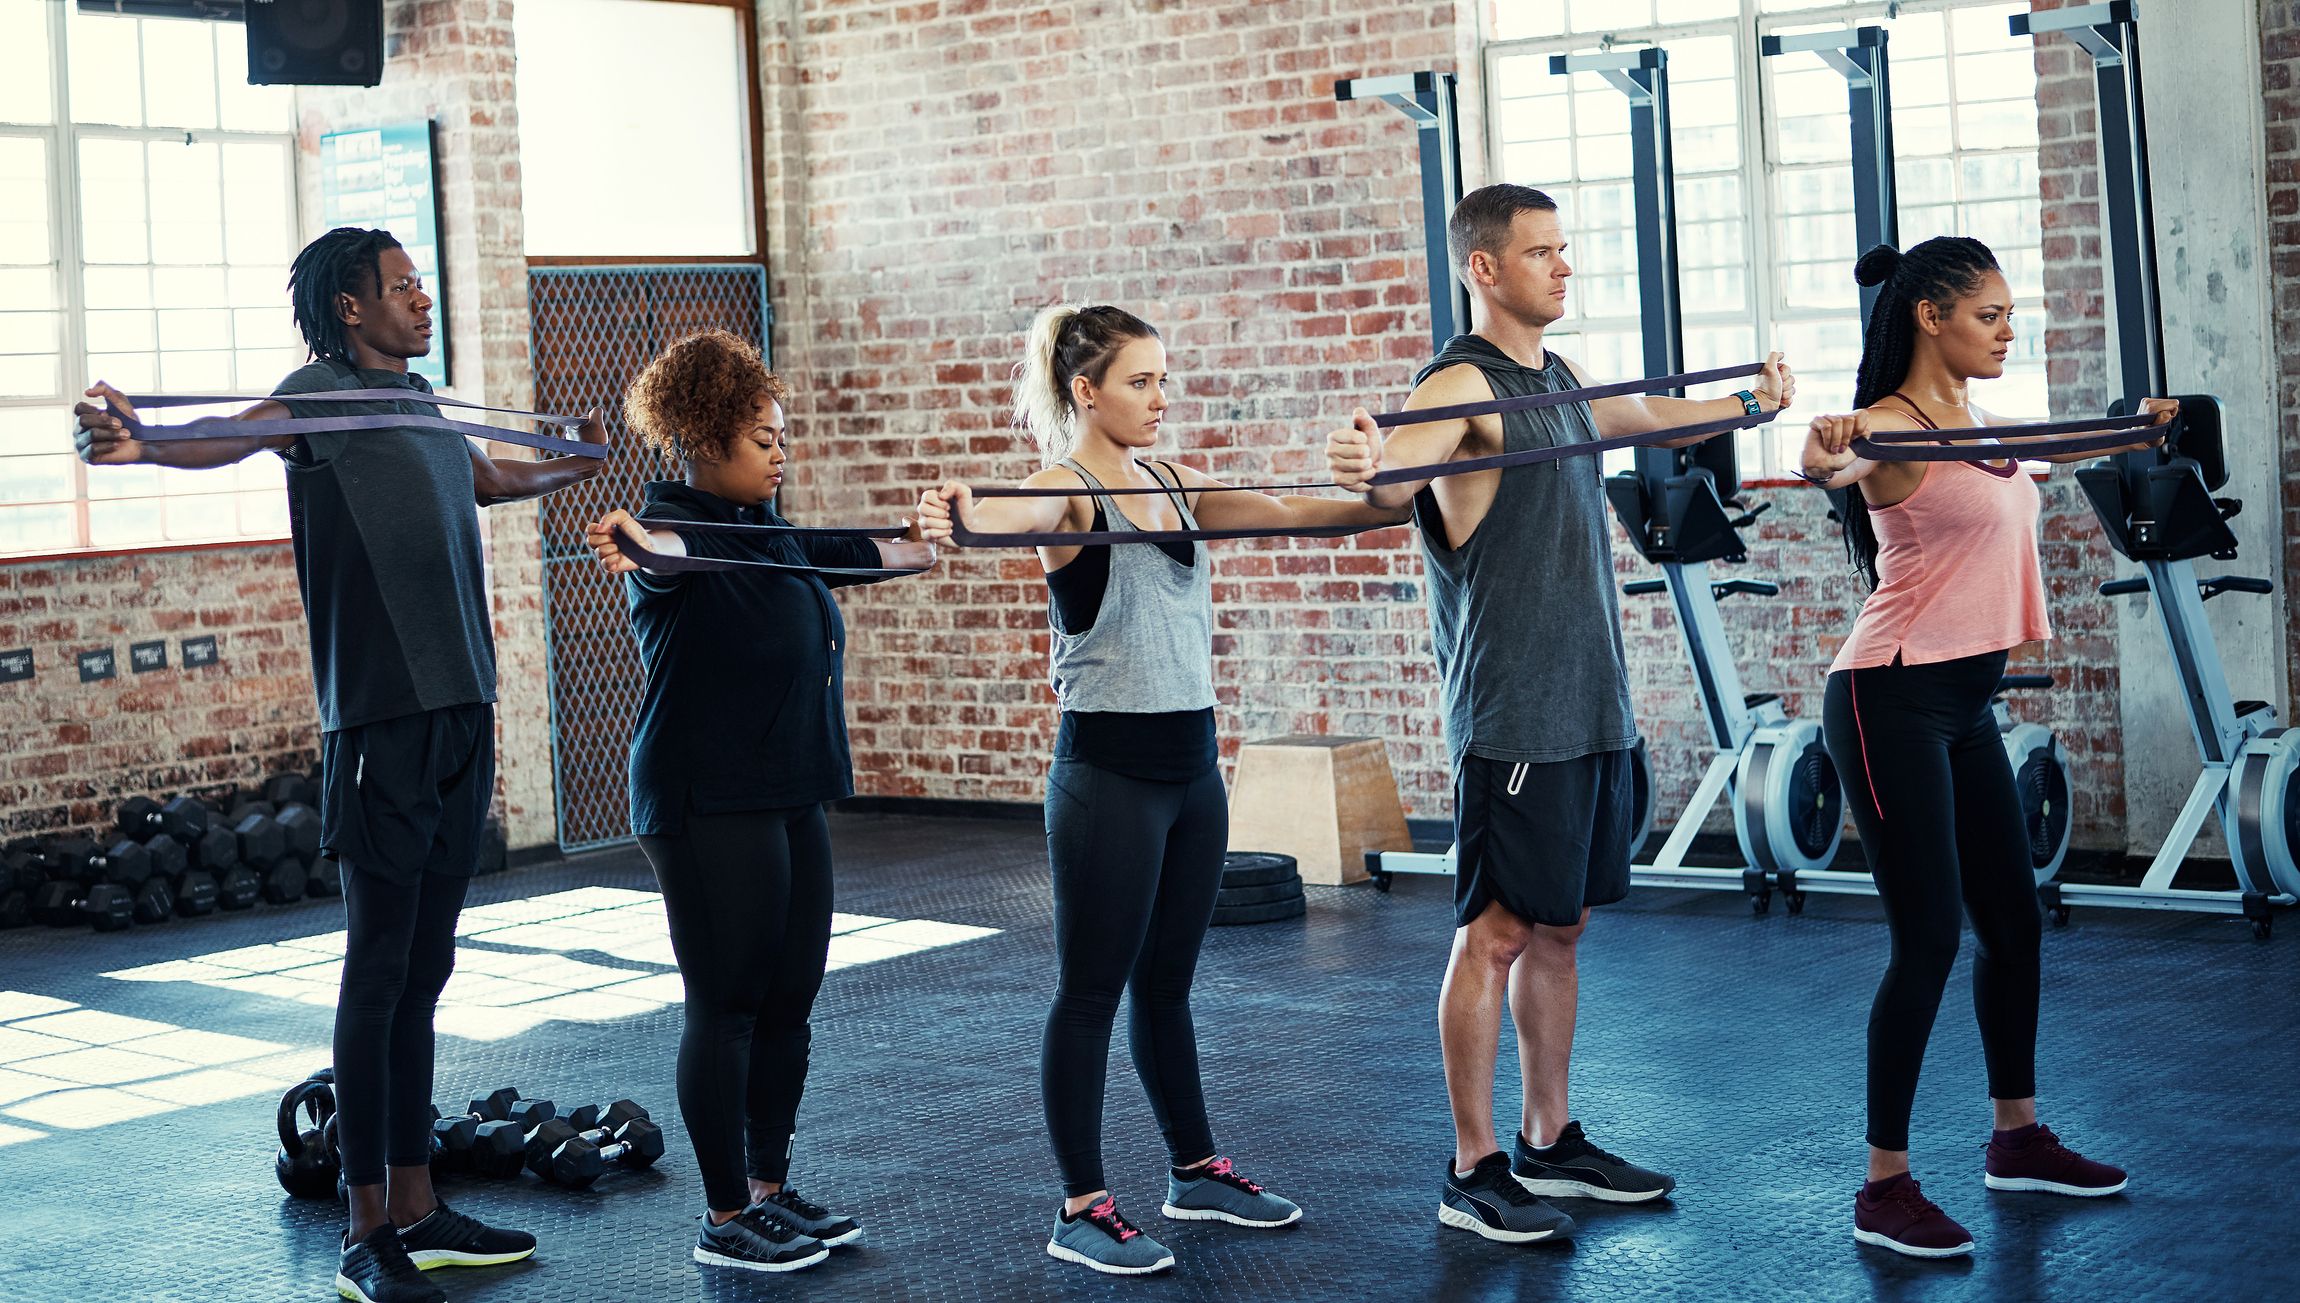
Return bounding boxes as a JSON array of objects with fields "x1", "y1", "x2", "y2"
[{"x1": 0, "y1": 811, "x2": 2294, "y2": 1303}]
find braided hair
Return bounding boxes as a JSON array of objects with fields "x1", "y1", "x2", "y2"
[
  {"x1": 1837, "y1": 236, "x2": 2002, "y2": 588},
  {"x1": 287, "y1": 227, "x2": 404, "y2": 366},
  {"x1": 1012, "y1": 304, "x2": 1160, "y2": 464}
]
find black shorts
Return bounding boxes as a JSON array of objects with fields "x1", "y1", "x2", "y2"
[
  {"x1": 319, "y1": 704, "x2": 495, "y2": 885},
  {"x1": 1453, "y1": 748, "x2": 1635, "y2": 929}
]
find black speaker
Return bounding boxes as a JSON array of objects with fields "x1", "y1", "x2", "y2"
[{"x1": 245, "y1": 0, "x2": 383, "y2": 87}]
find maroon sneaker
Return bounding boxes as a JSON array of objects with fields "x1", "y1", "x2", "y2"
[
  {"x1": 1984, "y1": 1124, "x2": 2128, "y2": 1197},
  {"x1": 1853, "y1": 1176, "x2": 1975, "y2": 1259}
]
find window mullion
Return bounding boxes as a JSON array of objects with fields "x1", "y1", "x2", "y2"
[{"x1": 48, "y1": 0, "x2": 93, "y2": 549}]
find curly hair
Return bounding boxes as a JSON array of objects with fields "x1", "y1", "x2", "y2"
[{"x1": 624, "y1": 330, "x2": 791, "y2": 464}]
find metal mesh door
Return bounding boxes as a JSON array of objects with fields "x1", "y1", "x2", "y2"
[{"x1": 530, "y1": 265, "x2": 770, "y2": 852}]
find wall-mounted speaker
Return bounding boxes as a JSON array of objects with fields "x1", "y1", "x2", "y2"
[{"x1": 245, "y1": 0, "x2": 383, "y2": 88}]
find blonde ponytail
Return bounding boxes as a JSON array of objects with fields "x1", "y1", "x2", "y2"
[
  {"x1": 1009, "y1": 302, "x2": 1160, "y2": 466},
  {"x1": 1013, "y1": 304, "x2": 1084, "y2": 463}
]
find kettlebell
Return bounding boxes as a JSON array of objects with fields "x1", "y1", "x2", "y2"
[{"x1": 274, "y1": 1069, "x2": 340, "y2": 1200}]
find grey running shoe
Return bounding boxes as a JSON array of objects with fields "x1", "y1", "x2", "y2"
[
  {"x1": 1512, "y1": 1121, "x2": 1676, "y2": 1202},
  {"x1": 758, "y1": 1187, "x2": 862, "y2": 1247},
  {"x1": 1440, "y1": 1152, "x2": 1577, "y2": 1244},
  {"x1": 1162, "y1": 1156, "x2": 1302, "y2": 1227},
  {"x1": 693, "y1": 1207, "x2": 827, "y2": 1274},
  {"x1": 1046, "y1": 1197, "x2": 1176, "y2": 1275}
]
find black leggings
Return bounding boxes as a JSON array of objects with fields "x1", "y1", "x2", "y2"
[
  {"x1": 333, "y1": 865, "x2": 470, "y2": 1187},
  {"x1": 1042, "y1": 758, "x2": 1228, "y2": 1198},
  {"x1": 1821, "y1": 650, "x2": 2043, "y2": 1152},
  {"x1": 638, "y1": 804, "x2": 834, "y2": 1213}
]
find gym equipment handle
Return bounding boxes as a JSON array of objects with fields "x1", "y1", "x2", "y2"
[
  {"x1": 2200, "y1": 575, "x2": 2273, "y2": 600},
  {"x1": 1621, "y1": 578, "x2": 1777, "y2": 599},
  {"x1": 2098, "y1": 577, "x2": 2149, "y2": 597}
]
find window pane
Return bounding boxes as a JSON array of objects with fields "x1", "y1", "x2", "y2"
[
  {"x1": 139, "y1": 18, "x2": 217, "y2": 131},
  {"x1": 221, "y1": 143, "x2": 292, "y2": 265},
  {"x1": 0, "y1": 503, "x2": 74, "y2": 552},
  {"x1": 147, "y1": 140, "x2": 224, "y2": 264},
  {"x1": 67, "y1": 10, "x2": 143, "y2": 127},
  {"x1": 0, "y1": 136, "x2": 53, "y2": 266},
  {"x1": 0, "y1": 407, "x2": 72, "y2": 458},
  {"x1": 0, "y1": 453, "x2": 75, "y2": 503},
  {"x1": 516, "y1": 0, "x2": 753, "y2": 256},
  {"x1": 216, "y1": 27, "x2": 293, "y2": 132},
  {"x1": 0, "y1": 3, "x2": 53, "y2": 125},
  {"x1": 1491, "y1": 0, "x2": 1569, "y2": 40},
  {"x1": 77, "y1": 136, "x2": 150, "y2": 264},
  {"x1": 89, "y1": 496, "x2": 164, "y2": 546}
]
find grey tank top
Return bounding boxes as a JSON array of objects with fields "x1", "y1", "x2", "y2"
[
  {"x1": 1046, "y1": 459, "x2": 1218, "y2": 714},
  {"x1": 1412, "y1": 335, "x2": 1636, "y2": 766}
]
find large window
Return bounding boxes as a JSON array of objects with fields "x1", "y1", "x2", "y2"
[
  {"x1": 0, "y1": 3, "x2": 300, "y2": 557},
  {"x1": 1486, "y1": 1, "x2": 2048, "y2": 478}
]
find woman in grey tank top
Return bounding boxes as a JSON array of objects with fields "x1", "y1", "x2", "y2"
[{"x1": 915, "y1": 305, "x2": 1404, "y2": 1276}]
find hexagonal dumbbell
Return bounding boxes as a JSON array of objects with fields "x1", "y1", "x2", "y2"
[
  {"x1": 117, "y1": 794, "x2": 209, "y2": 844},
  {"x1": 276, "y1": 803, "x2": 321, "y2": 867},
  {"x1": 307, "y1": 854, "x2": 343, "y2": 899},
  {"x1": 30, "y1": 879, "x2": 133, "y2": 931},
  {"x1": 263, "y1": 770, "x2": 319, "y2": 809},
  {"x1": 525, "y1": 1111, "x2": 664, "y2": 1188},
  {"x1": 232, "y1": 811, "x2": 286, "y2": 868}
]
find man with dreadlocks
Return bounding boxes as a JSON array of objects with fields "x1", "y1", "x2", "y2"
[
  {"x1": 1798, "y1": 235, "x2": 2172, "y2": 1260},
  {"x1": 74, "y1": 227, "x2": 605, "y2": 1303}
]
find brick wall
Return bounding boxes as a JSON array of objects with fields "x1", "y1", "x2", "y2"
[
  {"x1": 2267, "y1": 2, "x2": 2300, "y2": 708},
  {"x1": 761, "y1": 0, "x2": 2139, "y2": 846},
  {"x1": 762, "y1": 0, "x2": 1468, "y2": 812},
  {"x1": 0, "y1": 544, "x2": 315, "y2": 838}
]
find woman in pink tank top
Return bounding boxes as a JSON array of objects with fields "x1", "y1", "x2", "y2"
[{"x1": 1795, "y1": 237, "x2": 2175, "y2": 1260}]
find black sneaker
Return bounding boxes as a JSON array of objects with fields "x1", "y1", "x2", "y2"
[
  {"x1": 336, "y1": 1225, "x2": 444, "y2": 1303},
  {"x1": 397, "y1": 1201, "x2": 537, "y2": 1269},
  {"x1": 1439, "y1": 1152, "x2": 1577, "y2": 1244},
  {"x1": 694, "y1": 1207, "x2": 829, "y2": 1274},
  {"x1": 758, "y1": 1186, "x2": 863, "y2": 1247},
  {"x1": 1512, "y1": 1122, "x2": 1676, "y2": 1203}
]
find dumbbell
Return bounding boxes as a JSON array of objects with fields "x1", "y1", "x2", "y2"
[
  {"x1": 215, "y1": 862, "x2": 260, "y2": 910},
  {"x1": 3, "y1": 844, "x2": 46, "y2": 895},
  {"x1": 276, "y1": 803, "x2": 321, "y2": 866},
  {"x1": 441, "y1": 1089, "x2": 554, "y2": 1177},
  {"x1": 263, "y1": 769, "x2": 319, "y2": 809},
  {"x1": 232, "y1": 810, "x2": 286, "y2": 868},
  {"x1": 428, "y1": 1106, "x2": 525, "y2": 1178},
  {"x1": 259, "y1": 855, "x2": 307, "y2": 905},
  {"x1": 525, "y1": 1114, "x2": 665, "y2": 1188},
  {"x1": 30, "y1": 879, "x2": 133, "y2": 930},
  {"x1": 135, "y1": 833, "x2": 218, "y2": 916},
  {"x1": 186, "y1": 821, "x2": 238, "y2": 875},
  {"x1": 39, "y1": 837, "x2": 147, "y2": 893},
  {"x1": 560, "y1": 1098, "x2": 650, "y2": 1135},
  {"x1": 117, "y1": 793, "x2": 209, "y2": 844},
  {"x1": 0, "y1": 888, "x2": 28, "y2": 929}
]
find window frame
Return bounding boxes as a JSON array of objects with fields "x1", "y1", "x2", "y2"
[
  {"x1": 1480, "y1": 0, "x2": 2051, "y2": 484},
  {"x1": 0, "y1": 2, "x2": 302, "y2": 562},
  {"x1": 517, "y1": 0, "x2": 770, "y2": 270}
]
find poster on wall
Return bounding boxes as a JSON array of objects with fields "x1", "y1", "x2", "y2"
[{"x1": 317, "y1": 122, "x2": 449, "y2": 389}]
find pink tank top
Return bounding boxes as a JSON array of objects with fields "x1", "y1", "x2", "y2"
[{"x1": 1831, "y1": 399, "x2": 2052, "y2": 673}]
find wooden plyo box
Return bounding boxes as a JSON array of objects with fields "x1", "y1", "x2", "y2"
[{"x1": 1228, "y1": 735, "x2": 1413, "y2": 885}]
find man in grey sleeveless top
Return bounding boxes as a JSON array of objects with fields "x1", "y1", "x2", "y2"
[{"x1": 1326, "y1": 184, "x2": 1794, "y2": 1242}]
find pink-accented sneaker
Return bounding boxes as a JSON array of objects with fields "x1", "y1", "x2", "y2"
[
  {"x1": 1984, "y1": 1124, "x2": 2128, "y2": 1197},
  {"x1": 1853, "y1": 1176, "x2": 1975, "y2": 1259}
]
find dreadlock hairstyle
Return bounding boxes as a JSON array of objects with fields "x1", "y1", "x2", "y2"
[
  {"x1": 287, "y1": 227, "x2": 404, "y2": 366},
  {"x1": 1838, "y1": 235, "x2": 2003, "y2": 589},
  {"x1": 1012, "y1": 304, "x2": 1160, "y2": 465}
]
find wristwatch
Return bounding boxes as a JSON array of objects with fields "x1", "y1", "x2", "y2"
[{"x1": 1733, "y1": 389, "x2": 1763, "y2": 416}]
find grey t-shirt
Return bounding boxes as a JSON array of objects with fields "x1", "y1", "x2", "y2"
[
  {"x1": 1412, "y1": 335, "x2": 1636, "y2": 766},
  {"x1": 273, "y1": 359, "x2": 496, "y2": 733}
]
